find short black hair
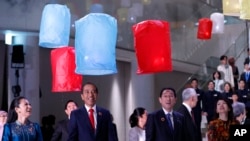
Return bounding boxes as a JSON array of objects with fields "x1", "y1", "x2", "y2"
[
  {"x1": 220, "y1": 55, "x2": 227, "y2": 60},
  {"x1": 159, "y1": 87, "x2": 176, "y2": 97},
  {"x1": 82, "y1": 82, "x2": 98, "y2": 94},
  {"x1": 64, "y1": 100, "x2": 78, "y2": 110},
  {"x1": 190, "y1": 78, "x2": 198, "y2": 83}
]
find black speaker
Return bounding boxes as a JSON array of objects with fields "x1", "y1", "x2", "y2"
[{"x1": 11, "y1": 45, "x2": 25, "y2": 68}]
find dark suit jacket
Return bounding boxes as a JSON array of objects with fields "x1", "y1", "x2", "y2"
[
  {"x1": 240, "y1": 72, "x2": 250, "y2": 90},
  {"x1": 177, "y1": 104, "x2": 201, "y2": 141},
  {"x1": 192, "y1": 88, "x2": 204, "y2": 129},
  {"x1": 51, "y1": 119, "x2": 69, "y2": 141},
  {"x1": 145, "y1": 109, "x2": 186, "y2": 141},
  {"x1": 67, "y1": 106, "x2": 117, "y2": 141}
]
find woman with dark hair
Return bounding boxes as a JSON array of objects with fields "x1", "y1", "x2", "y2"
[
  {"x1": 2, "y1": 96, "x2": 43, "y2": 141},
  {"x1": 220, "y1": 82, "x2": 234, "y2": 104},
  {"x1": 212, "y1": 71, "x2": 224, "y2": 93},
  {"x1": 206, "y1": 98, "x2": 239, "y2": 141},
  {"x1": 129, "y1": 107, "x2": 147, "y2": 141}
]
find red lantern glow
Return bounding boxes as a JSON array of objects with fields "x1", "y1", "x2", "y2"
[
  {"x1": 132, "y1": 20, "x2": 172, "y2": 74},
  {"x1": 197, "y1": 18, "x2": 213, "y2": 39},
  {"x1": 51, "y1": 47, "x2": 82, "y2": 92}
]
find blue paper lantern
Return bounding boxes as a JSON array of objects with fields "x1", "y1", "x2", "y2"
[
  {"x1": 39, "y1": 4, "x2": 70, "y2": 48},
  {"x1": 75, "y1": 13, "x2": 117, "y2": 75}
]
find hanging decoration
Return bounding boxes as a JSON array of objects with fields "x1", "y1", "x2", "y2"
[
  {"x1": 75, "y1": 13, "x2": 118, "y2": 75},
  {"x1": 222, "y1": 0, "x2": 240, "y2": 16},
  {"x1": 239, "y1": 0, "x2": 250, "y2": 19},
  {"x1": 39, "y1": 4, "x2": 70, "y2": 48},
  {"x1": 210, "y1": 12, "x2": 224, "y2": 34},
  {"x1": 132, "y1": 20, "x2": 172, "y2": 74},
  {"x1": 197, "y1": 18, "x2": 213, "y2": 40},
  {"x1": 51, "y1": 47, "x2": 82, "y2": 92}
]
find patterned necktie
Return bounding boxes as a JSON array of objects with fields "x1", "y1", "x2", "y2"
[
  {"x1": 166, "y1": 113, "x2": 174, "y2": 132},
  {"x1": 89, "y1": 109, "x2": 95, "y2": 130}
]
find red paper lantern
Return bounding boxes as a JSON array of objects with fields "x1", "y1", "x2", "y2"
[
  {"x1": 132, "y1": 20, "x2": 172, "y2": 74},
  {"x1": 51, "y1": 47, "x2": 82, "y2": 92},
  {"x1": 197, "y1": 18, "x2": 213, "y2": 39}
]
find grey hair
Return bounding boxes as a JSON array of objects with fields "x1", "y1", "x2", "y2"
[
  {"x1": 182, "y1": 88, "x2": 196, "y2": 101},
  {"x1": 232, "y1": 102, "x2": 246, "y2": 117}
]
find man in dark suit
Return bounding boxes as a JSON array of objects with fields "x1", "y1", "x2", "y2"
[
  {"x1": 240, "y1": 62, "x2": 250, "y2": 90},
  {"x1": 190, "y1": 78, "x2": 204, "y2": 135},
  {"x1": 68, "y1": 82, "x2": 117, "y2": 141},
  {"x1": 51, "y1": 100, "x2": 78, "y2": 141},
  {"x1": 202, "y1": 80, "x2": 221, "y2": 123},
  {"x1": 145, "y1": 87, "x2": 186, "y2": 141},
  {"x1": 177, "y1": 88, "x2": 201, "y2": 141}
]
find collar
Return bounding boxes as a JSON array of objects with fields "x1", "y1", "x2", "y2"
[
  {"x1": 85, "y1": 104, "x2": 97, "y2": 112},
  {"x1": 182, "y1": 102, "x2": 192, "y2": 113},
  {"x1": 162, "y1": 108, "x2": 173, "y2": 115}
]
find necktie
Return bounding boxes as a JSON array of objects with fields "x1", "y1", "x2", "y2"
[
  {"x1": 191, "y1": 110, "x2": 195, "y2": 124},
  {"x1": 166, "y1": 113, "x2": 174, "y2": 132},
  {"x1": 246, "y1": 72, "x2": 249, "y2": 81},
  {"x1": 89, "y1": 109, "x2": 95, "y2": 130}
]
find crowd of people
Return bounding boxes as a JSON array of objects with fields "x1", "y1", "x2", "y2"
[{"x1": 1, "y1": 51, "x2": 250, "y2": 141}]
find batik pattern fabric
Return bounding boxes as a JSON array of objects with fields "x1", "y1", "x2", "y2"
[{"x1": 2, "y1": 120, "x2": 43, "y2": 141}]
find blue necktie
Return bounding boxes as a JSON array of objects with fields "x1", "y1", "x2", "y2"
[
  {"x1": 166, "y1": 113, "x2": 174, "y2": 133},
  {"x1": 246, "y1": 72, "x2": 249, "y2": 81}
]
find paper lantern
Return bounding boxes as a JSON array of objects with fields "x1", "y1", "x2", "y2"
[
  {"x1": 39, "y1": 4, "x2": 70, "y2": 48},
  {"x1": 197, "y1": 18, "x2": 213, "y2": 40},
  {"x1": 210, "y1": 13, "x2": 224, "y2": 34},
  {"x1": 51, "y1": 47, "x2": 82, "y2": 92},
  {"x1": 240, "y1": 0, "x2": 250, "y2": 19},
  {"x1": 222, "y1": 0, "x2": 240, "y2": 16},
  {"x1": 75, "y1": 13, "x2": 117, "y2": 75},
  {"x1": 132, "y1": 20, "x2": 172, "y2": 74}
]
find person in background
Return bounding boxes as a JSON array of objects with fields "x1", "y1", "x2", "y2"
[
  {"x1": 220, "y1": 82, "x2": 233, "y2": 104},
  {"x1": 145, "y1": 87, "x2": 186, "y2": 141},
  {"x1": 244, "y1": 48, "x2": 250, "y2": 65},
  {"x1": 177, "y1": 88, "x2": 201, "y2": 141},
  {"x1": 189, "y1": 78, "x2": 204, "y2": 135},
  {"x1": 51, "y1": 100, "x2": 78, "y2": 141},
  {"x1": 232, "y1": 102, "x2": 250, "y2": 125},
  {"x1": 2, "y1": 96, "x2": 43, "y2": 141},
  {"x1": 212, "y1": 71, "x2": 224, "y2": 93},
  {"x1": 228, "y1": 57, "x2": 239, "y2": 90},
  {"x1": 128, "y1": 107, "x2": 147, "y2": 141},
  {"x1": 0, "y1": 110, "x2": 7, "y2": 140},
  {"x1": 206, "y1": 98, "x2": 239, "y2": 141},
  {"x1": 68, "y1": 82, "x2": 117, "y2": 141},
  {"x1": 217, "y1": 55, "x2": 234, "y2": 89},
  {"x1": 202, "y1": 80, "x2": 221, "y2": 123},
  {"x1": 236, "y1": 79, "x2": 249, "y2": 104},
  {"x1": 240, "y1": 61, "x2": 250, "y2": 91},
  {"x1": 231, "y1": 93, "x2": 240, "y2": 105}
]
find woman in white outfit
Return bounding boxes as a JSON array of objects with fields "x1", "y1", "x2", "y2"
[
  {"x1": 213, "y1": 71, "x2": 224, "y2": 93},
  {"x1": 129, "y1": 107, "x2": 147, "y2": 141}
]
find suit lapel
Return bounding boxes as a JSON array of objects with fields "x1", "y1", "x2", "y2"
[
  {"x1": 82, "y1": 107, "x2": 94, "y2": 132},
  {"x1": 158, "y1": 110, "x2": 173, "y2": 136},
  {"x1": 96, "y1": 107, "x2": 103, "y2": 135}
]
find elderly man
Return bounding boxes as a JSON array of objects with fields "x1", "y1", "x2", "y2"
[
  {"x1": 177, "y1": 88, "x2": 201, "y2": 141},
  {"x1": 232, "y1": 102, "x2": 250, "y2": 125}
]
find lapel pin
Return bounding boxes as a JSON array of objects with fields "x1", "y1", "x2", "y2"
[
  {"x1": 98, "y1": 112, "x2": 102, "y2": 116},
  {"x1": 161, "y1": 117, "x2": 165, "y2": 122}
]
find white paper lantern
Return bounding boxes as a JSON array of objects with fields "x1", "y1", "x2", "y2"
[{"x1": 210, "y1": 13, "x2": 225, "y2": 34}]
